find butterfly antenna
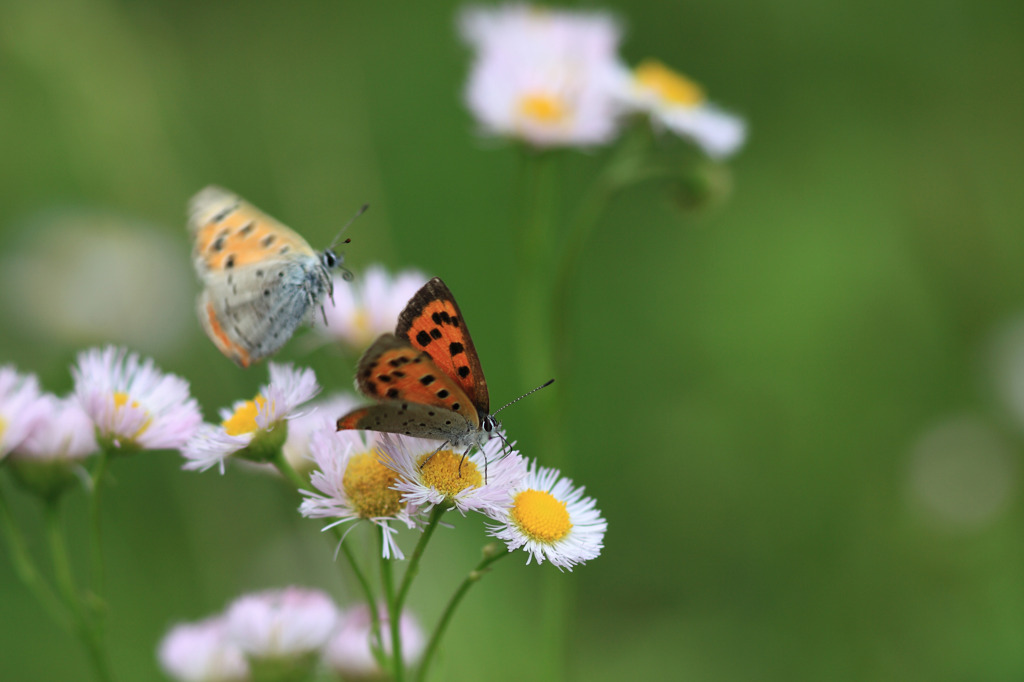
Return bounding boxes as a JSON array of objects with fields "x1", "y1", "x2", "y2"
[
  {"x1": 328, "y1": 203, "x2": 369, "y2": 252},
  {"x1": 492, "y1": 378, "x2": 555, "y2": 416}
]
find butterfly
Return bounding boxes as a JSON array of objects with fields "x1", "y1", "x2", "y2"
[
  {"x1": 188, "y1": 186, "x2": 356, "y2": 368},
  {"x1": 336, "y1": 277, "x2": 504, "y2": 449}
]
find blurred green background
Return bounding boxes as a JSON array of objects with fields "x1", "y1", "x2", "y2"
[{"x1": 2, "y1": 0, "x2": 1024, "y2": 679}]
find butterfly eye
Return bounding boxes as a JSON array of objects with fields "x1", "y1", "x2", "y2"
[{"x1": 322, "y1": 250, "x2": 339, "y2": 269}]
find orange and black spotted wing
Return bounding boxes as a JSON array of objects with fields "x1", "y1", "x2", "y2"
[
  {"x1": 395, "y1": 278, "x2": 489, "y2": 415},
  {"x1": 352, "y1": 334, "x2": 480, "y2": 426}
]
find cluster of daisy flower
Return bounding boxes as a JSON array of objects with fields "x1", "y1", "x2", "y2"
[
  {"x1": 460, "y1": 3, "x2": 746, "y2": 157},
  {"x1": 0, "y1": 348, "x2": 201, "y2": 499},
  {"x1": 176, "y1": 357, "x2": 606, "y2": 571},
  {"x1": 158, "y1": 587, "x2": 423, "y2": 682}
]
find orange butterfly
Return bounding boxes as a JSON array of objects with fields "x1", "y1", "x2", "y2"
[
  {"x1": 337, "y1": 277, "x2": 528, "y2": 449},
  {"x1": 188, "y1": 186, "x2": 358, "y2": 368}
]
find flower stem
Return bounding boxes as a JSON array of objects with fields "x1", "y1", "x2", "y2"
[
  {"x1": 0, "y1": 486, "x2": 67, "y2": 627},
  {"x1": 270, "y1": 449, "x2": 387, "y2": 670},
  {"x1": 338, "y1": 534, "x2": 387, "y2": 669},
  {"x1": 514, "y1": 146, "x2": 569, "y2": 680},
  {"x1": 415, "y1": 546, "x2": 509, "y2": 682},
  {"x1": 45, "y1": 500, "x2": 115, "y2": 682},
  {"x1": 89, "y1": 449, "x2": 110, "y2": 601},
  {"x1": 379, "y1": 537, "x2": 403, "y2": 682},
  {"x1": 395, "y1": 505, "x2": 444, "y2": 612},
  {"x1": 268, "y1": 449, "x2": 308, "y2": 491}
]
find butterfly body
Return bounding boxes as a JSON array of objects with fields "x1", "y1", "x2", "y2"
[
  {"x1": 188, "y1": 186, "x2": 344, "y2": 368},
  {"x1": 337, "y1": 278, "x2": 500, "y2": 448}
]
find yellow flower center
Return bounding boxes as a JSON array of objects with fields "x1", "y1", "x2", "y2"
[
  {"x1": 343, "y1": 452, "x2": 403, "y2": 518},
  {"x1": 518, "y1": 93, "x2": 567, "y2": 124},
  {"x1": 113, "y1": 391, "x2": 151, "y2": 438},
  {"x1": 418, "y1": 449, "x2": 482, "y2": 498},
  {"x1": 635, "y1": 60, "x2": 705, "y2": 107},
  {"x1": 511, "y1": 489, "x2": 572, "y2": 543},
  {"x1": 223, "y1": 396, "x2": 267, "y2": 436},
  {"x1": 0, "y1": 415, "x2": 7, "y2": 443}
]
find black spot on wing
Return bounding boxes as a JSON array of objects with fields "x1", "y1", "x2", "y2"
[
  {"x1": 386, "y1": 388, "x2": 399, "y2": 398},
  {"x1": 225, "y1": 255, "x2": 236, "y2": 269},
  {"x1": 238, "y1": 221, "x2": 255, "y2": 235},
  {"x1": 436, "y1": 389, "x2": 449, "y2": 399},
  {"x1": 449, "y1": 342, "x2": 464, "y2": 356},
  {"x1": 416, "y1": 331, "x2": 431, "y2": 346},
  {"x1": 261, "y1": 234, "x2": 276, "y2": 248},
  {"x1": 212, "y1": 205, "x2": 238, "y2": 223},
  {"x1": 429, "y1": 328, "x2": 442, "y2": 340},
  {"x1": 457, "y1": 366, "x2": 470, "y2": 378},
  {"x1": 420, "y1": 374, "x2": 436, "y2": 385}
]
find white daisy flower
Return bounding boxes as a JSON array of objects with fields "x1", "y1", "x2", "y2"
[
  {"x1": 7, "y1": 395, "x2": 98, "y2": 499},
  {"x1": 157, "y1": 617, "x2": 249, "y2": 682},
  {"x1": 615, "y1": 59, "x2": 746, "y2": 159},
  {"x1": 181, "y1": 363, "x2": 320, "y2": 473},
  {"x1": 323, "y1": 603, "x2": 425, "y2": 678},
  {"x1": 224, "y1": 587, "x2": 339, "y2": 661},
  {"x1": 377, "y1": 433, "x2": 527, "y2": 516},
  {"x1": 321, "y1": 265, "x2": 429, "y2": 351},
  {"x1": 72, "y1": 346, "x2": 201, "y2": 451},
  {"x1": 0, "y1": 365, "x2": 48, "y2": 459},
  {"x1": 459, "y1": 4, "x2": 624, "y2": 147},
  {"x1": 299, "y1": 428, "x2": 418, "y2": 559},
  {"x1": 486, "y1": 460, "x2": 606, "y2": 571}
]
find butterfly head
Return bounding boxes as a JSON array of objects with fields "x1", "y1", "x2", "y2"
[
  {"x1": 321, "y1": 247, "x2": 354, "y2": 282},
  {"x1": 481, "y1": 413, "x2": 501, "y2": 438}
]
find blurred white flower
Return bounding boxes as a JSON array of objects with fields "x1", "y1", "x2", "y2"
[
  {"x1": 460, "y1": 4, "x2": 624, "y2": 147},
  {"x1": 224, "y1": 587, "x2": 339, "y2": 660},
  {"x1": 324, "y1": 604, "x2": 425, "y2": 678},
  {"x1": 615, "y1": 59, "x2": 746, "y2": 158},
  {"x1": 182, "y1": 363, "x2": 319, "y2": 473},
  {"x1": 486, "y1": 460, "x2": 606, "y2": 570},
  {"x1": 12, "y1": 395, "x2": 97, "y2": 462},
  {"x1": 907, "y1": 415, "x2": 1016, "y2": 530},
  {"x1": 321, "y1": 265, "x2": 428, "y2": 351},
  {"x1": 299, "y1": 428, "x2": 419, "y2": 559},
  {"x1": 72, "y1": 346, "x2": 201, "y2": 451},
  {"x1": 8, "y1": 395, "x2": 98, "y2": 499},
  {"x1": 377, "y1": 433, "x2": 527, "y2": 516},
  {"x1": 0, "y1": 365, "x2": 48, "y2": 459},
  {"x1": 158, "y1": 617, "x2": 249, "y2": 682}
]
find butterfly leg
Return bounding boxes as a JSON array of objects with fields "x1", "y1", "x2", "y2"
[
  {"x1": 419, "y1": 441, "x2": 450, "y2": 469},
  {"x1": 457, "y1": 445, "x2": 486, "y2": 482}
]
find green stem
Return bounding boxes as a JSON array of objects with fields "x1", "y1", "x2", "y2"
[
  {"x1": 268, "y1": 449, "x2": 308, "y2": 491},
  {"x1": 513, "y1": 147, "x2": 567, "y2": 681},
  {"x1": 379, "y1": 537, "x2": 402, "y2": 682},
  {"x1": 45, "y1": 500, "x2": 114, "y2": 682},
  {"x1": 271, "y1": 449, "x2": 388, "y2": 670},
  {"x1": 394, "y1": 505, "x2": 444, "y2": 612},
  {"x1": 550, "y1": 180, "x2": 614, "y2": 382},
  {"x1": 338, "y1": 534, "x2": 387, "y2": 669},
  {"x1": 89, "y1": 449, "x2": 110, "y2": 598},
  {"x1": 514, "y1": 149, "x2": 558, "y2": 393},
  {"x1": 414, "y1": 547, "x2": 509, "y2": 682},
  {"x1": 0, "y1": 486, "x2": 68, "y2": 627}
]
